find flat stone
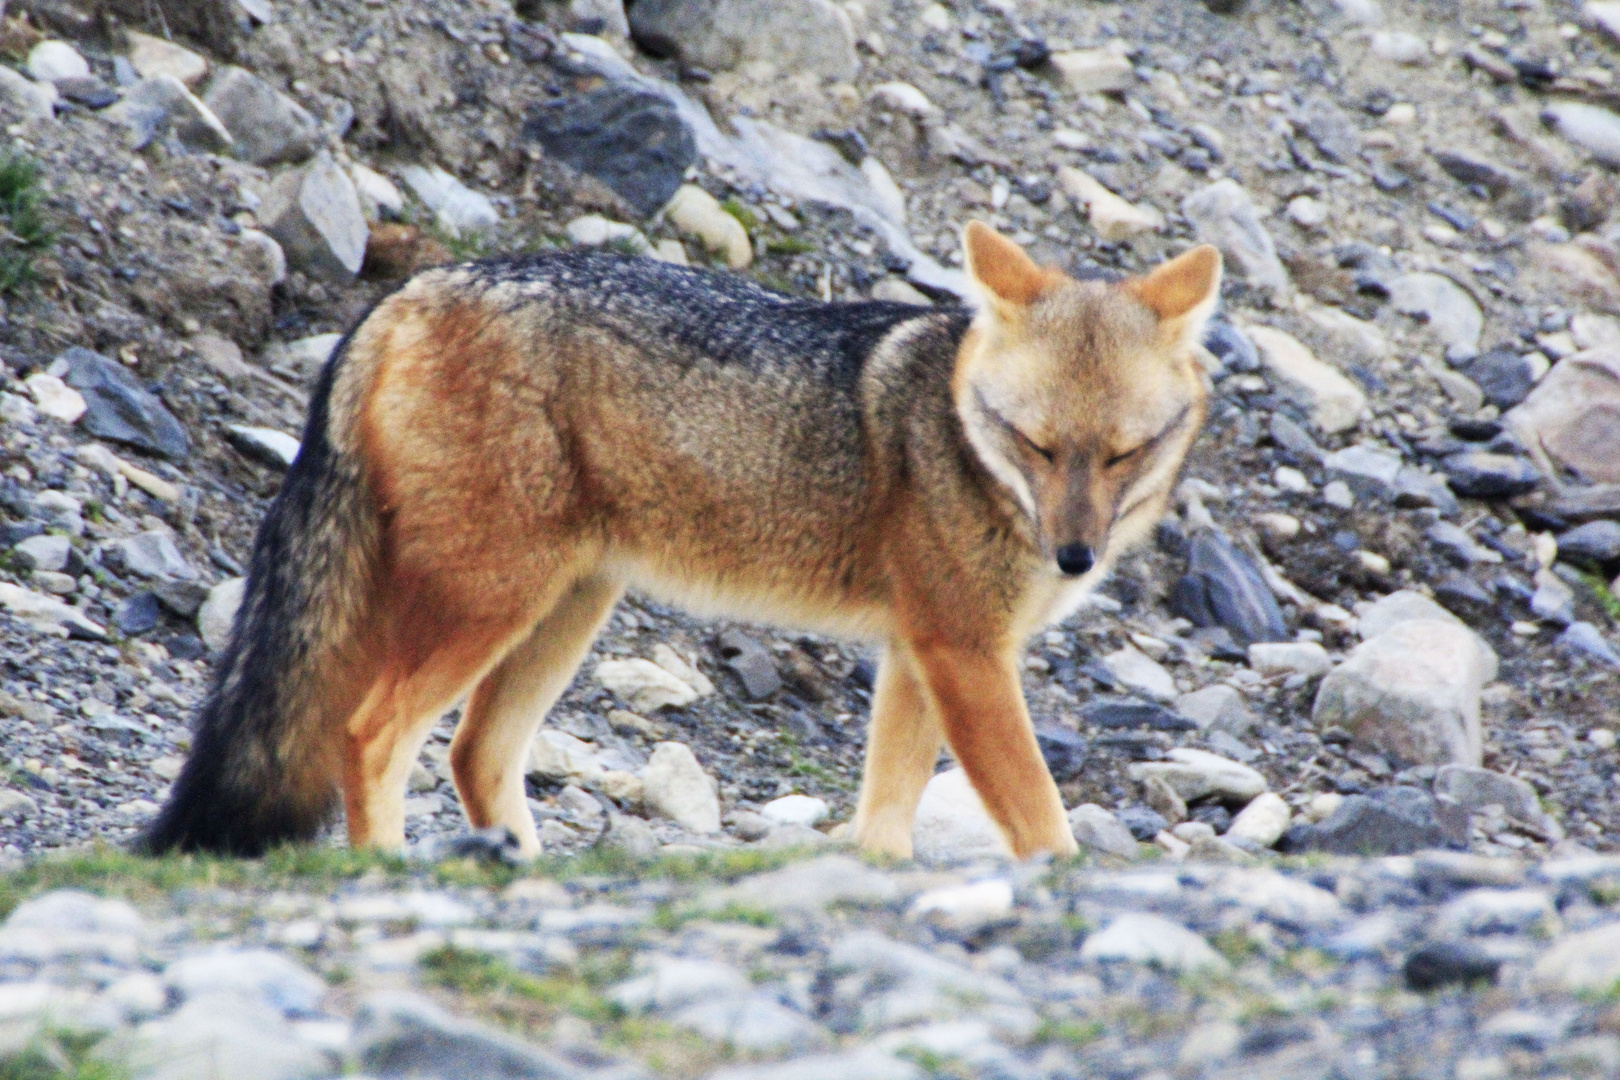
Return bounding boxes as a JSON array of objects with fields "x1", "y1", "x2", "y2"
[
  {"x1": 628, "y1": 0, "x2": 858, "y2": 79},
  {"x1": 58, "y1": 347, "x2": 189, "y2": 460},
  {"x1": 1389, "y1": 272, "x2": 1483, "y2": 353},
  {"x1": 1049, "y1": 48, "x2": 1135, "y2": 94},
  {"x1": 118, "y1": 531, "x2": 197, "y2": 581},
  {"x1": 1057, "y1": 166, "x2": 1163, "y2": 241},
  {"x1": 1176, "y1": 684, "x2": 1255, "y2": 734},
  {"x1": 1559, "y1": 621, "x2": 1620, "y2": 667},
  {"x1": 126, "y1": 31, "x2": 208, "y2": 87},
  {"x1": 1080, "y1": 912, "x2": 1229, "y2": 973},
  {"x1": 1314, "y1": 619, "x2": 1493, "y2": 767},
  {"x1": 12, "y1": 534, "x2": 70, "y2": 573},
  {"x1": 115, "y1": 592, "x2": 161, "y2": 636},
  {"x1": 1246, "y1": 326, "x2": 1367, "y2": 433},
  {"x1": 112, "y1": 995, "x2": 328, "y2": 1080},
  {"x1": 595, "y1": 657, "x2": 699, "y2": 711},
  {"x1": 0, "y1": 67, "x2": 56, "y2": 123},
  {"x1": 641, "y1": 741, "x2": 720, "y2": 833},
  {"x1": 611, "y1": 955, "x2": 750, "y2": 1013},
  {"x1": 1543, "y1": 101, "x2": 1620, "y2": 167},
  {"x1": 1128, "y1": 748, "x2": 1267, "y2": 804},
  {"x1": 1248, "y1": 641, "x2": 1331, "y2": 678},
  {"x1": 1301, "y1": 305, "x2": 1390, "y2": 366},
  {"x1": 353, "y1": 991, "x2": 582, "y2": 1079},
  {"x1": 673, "y1": 993, "x2": 826, "y2": 1052},
  {"x1": 1169, "y1": 529, "x2": 1288, "y2": 647},
  {"x1": 227, "y1": 425, "x2": 300, "y2": 469},
  {"x1": 1284, "y1": 786, "x2": 1448, "y2": 855},
  {"x1": 0, "y1": 582, "x2": 106, "y2": 639},
  {"x1": 1035, "y1": 724, "x2": 1090, "y2": 780},
  {"x1": 399, "y1": 165, "x2": 498, "y2": 238},
  {"x1": 166, "y1": 947, "x2": 326, "y2": 1014},
  {"x1": 1439, "y1": 888, "x2": 1557, "y2": 936},
  {"x1": 1557, "y1": 520, "x2": 1620, "y2": 565},
  {"x1": 912, "y1": 768, "x2": 1010, "y2": 864},
  {"x1": 909, "y1": 879, "x2": 1014, "y2": 929},
  {"x1": 1182, "y1": 179, "x2": 1290, "y2": 294},
  {"x1": 1101, "y1": 644, "x2": 1177, "y2": 703},
  {"x1": 1441, "y1": 451, "x2": 1541, "y2": 499},
  {"x1": 1080, "y1": 699, "x2": 1195, "y2": 732},
  {"x1": 827, "y1": 930, "x2": 1034, "y2": 1037},
  {"x1": 869, "y1": 82, "x2": 939, "y2": 118},
  {"x1": 526, "y1": 729, "x2": 605, "y2": 784},
  {"x1": 202, "y1": 66, "x2": 320, "y2": 166},
  {"x1": 705, "y1": 854, "x2": 898, "y2": 913},
  {"x1": 1457, "y1": 348, "x2": 1534, "y2": 409},
  {"x1": 259, "y1": 151, "x2": 369, "y2": 281},
  {"x1": 1069, "y1": 804, "x2": 1140, "y2": 859},
  {"x1": 717, "y1": 629, "x2": 781, "y2": 699},
  {"x1": 523, "y1": 82, "x2": 696, "y2": 219},
  {"x1": 1324, "y1": 444, "x2": 1404, "y2": 499}
]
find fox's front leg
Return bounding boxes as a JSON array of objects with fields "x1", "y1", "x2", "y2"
[
  {"x1": 907, "y1": 641, "x2": 1077, "y2": 860},
  {"x1": 853, "y1": 645, "x2": 941, "y2": 859}
]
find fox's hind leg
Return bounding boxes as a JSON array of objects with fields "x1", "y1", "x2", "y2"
[
  {"x1": 852, "y1": 645, "x2": 941, "y2": 859},
  {"x1": 907, "y1": 643, "x2": 1077, "y2": 860},
  {"x1": 450, "y1": 574, "x2": 623, "y2": 857}
]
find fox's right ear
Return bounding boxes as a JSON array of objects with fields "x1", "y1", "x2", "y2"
[
  {"x1": 1125, "y1": 244, "x2": 1222, "y2": 342},
  {"x1": 962, "y1": 221, "x2": 1059, "y2": 320}
]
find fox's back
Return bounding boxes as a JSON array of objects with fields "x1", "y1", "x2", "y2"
[{"x1": 344, "y1": 251, "x2": 973, "y2": 631}]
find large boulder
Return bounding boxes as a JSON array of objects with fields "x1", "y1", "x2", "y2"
[
  {"x1": 59, "y1": 347, "x2": 190, "y2": 461},
  {"x1": 524, "y1": 83, "x2": 696, "y2": 219},
  {"x1": 202, "y1": 66, "x2": 320, "y2": 166},
  {"x1": 1312, "y1": 619, "x2": 1496, "y2": 768},
  {"x1": 258, "y1": 151, "x2": 369, "y2": 281},
  {"x1": 628, "y1": 0, "x2": 858, "y2": 80}
]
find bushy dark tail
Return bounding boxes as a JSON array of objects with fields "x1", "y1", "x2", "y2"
[{"x1": 139, "y1": 335, "x2": 382, "y2": 856}]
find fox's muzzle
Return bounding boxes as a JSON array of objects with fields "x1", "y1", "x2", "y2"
[{"x1": 1055, "y1": 543, "x2": 1094, "y2": 577}]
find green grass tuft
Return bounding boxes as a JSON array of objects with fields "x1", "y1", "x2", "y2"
[
  {"x1": 1577, "y1": 570, "x2": 1620, "y2": 624},
  {"x1": 765, "y1": 236, "x2": 815, "y2": 256},
  {"x1": 720, "y1": 198, "x2": 758, "y2": 231},
  {"x1": 0, "y1": 1031, "x2": 124, "y2": 1080},
  {"x1": 0, "y1": 151, "x2": 54, "y2": 294}
]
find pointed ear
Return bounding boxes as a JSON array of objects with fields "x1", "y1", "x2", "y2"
[
  {"x1": 962, "y1": 220, "x2": 1059, "y2": 314},
  {"x1": 1126, "y1": 244, "x2": 1222, "y2": 337}
]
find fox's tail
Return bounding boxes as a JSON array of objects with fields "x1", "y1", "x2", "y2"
[{"x1": 139, "y1": 333, "x2": 382, "y2": 856}]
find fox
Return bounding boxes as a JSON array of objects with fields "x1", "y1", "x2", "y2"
[{"x1": 139, "y1": 221, "x2": 1220, "y2": 862}]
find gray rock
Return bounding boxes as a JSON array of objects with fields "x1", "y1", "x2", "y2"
[
  {"x1": 202, "y1": 66, "x2": 320, "y2": 166},
  {"x1": 672, "y1": 993, "x2": 826, "y2": 1052},
  {"x1": 1503, "y1": 349, "x2": 1620, "y2": 484},
  {"x1": 354, "y1": 992, "x2": 582, "y2": 1079},
  {"x1": 717, "y1": 629, "x2": 782, "y2": 699},
  {"x1": 704, "y1": 854, "x2": 898, "y2": 913},
  {"x1": 0, "y1": 66, "x2": 55, "y2": 123},
  {"x1": 112, "y1": 995, "x2": 330, "y2": 1080},
  {"x1": 1203, "y1": 320, "x2": 1259, "y2": 372},
  {"x1": 1393, "y1": 466, "x2": 1459, "y2": 515},
  {"x1": 1426, "y1": 521, "x2": 1501, "y2": 565},
  {"x1": 1457, "y1": 348, "x2": 1534, "y2": 409},
  {"x1": 1389, "y1": 272, "x2": 1483, "y2": 353},
  {"x1": 104, "y1": 75, "x2": 232, "y2": 152},
  {"x1": 523, "y1": 82, "x2": 697, "y2": 219},
  {"x1": 708, "y1": 1048, "x2": 922, "y2": 1080},
  {"x1": 27, "y1": 40, "x2": 89, "y2": 84},
  {"x1": 1558, "y1": 621, "x2": 1620, "y2": 668},
  {"x1": 1169, "y1": 530, "x2": 1288, "y2": 646},
  {"x1": 1101, "y1": 644, "x2": 1176, "y2": 702},
  {"x1": 1128, "y1": 748, "x2": 1267, "y2": 804},
  {"x1": 165, "y1": 947, "x2": 326, "y2": 1015},
  {"x1": 827, "y1": 930, "x2": 1035, "y2": 1037},
  {"x1": 1356, "y1": 590, "x2": 1465, "y2": 641},
  {"x1": 641, "y1": 741, "x2": 720, "y2": 833},
  {"x1": 1434, "y1": 765, "x2": 1562, "y2": 839},
  {"x1": 598, "y1": 812, "x2": 659, "y2": 857},
  {"x1": 259, "y1": 151, "x2": 369, "y2": 281},
  {"x1": 611, "y1": 955, "x2": 749, "y2": 1013},
  {"x1": 198, "y1": 577, "x2": 245, "y2": 652},
  {"x1": 59, "y1": 346, "x2": 190, "y2": 460},
  {"x1": 1324, "y1": 444, "x2": 1403, "y2": 499},
  {"x1": 1312, "y1": 619, "x2": 1493, "y2": 767},
  {"x1": 1531, "y1": 569, "x2": 1576, "y2": 625},
  {"x1": 118, "y1": 531, "x2": 197, "y2": 581},
  {"x1": 1181, "y1": 179, "x2": 1290, "y2": 294},
  {"x1": 115, "y1": 592, "x2": 161, "y2": 636},
  {"x1": 1542, "y1": 102, "x2": 1620, "y2": 168},
  {"x1": 1035, "y1": 723, "x2": 1090, "y2": 779},
  {"x1": 1440, "y1": 888, "x2": 1557, "y2": 936},
  {"x1": 1068, "y1": 804, "x2": 1140, "y2": 859},
  {"x1": 227, "y1": 425, "x2": 300, "y2": 469},
  {"x1": 1176, "y1": 684, "x2": 1255, "y2": 735},
  {"x1": 1557, "y1": 520, "x2": 1620, "y2": 565},
  {"x1": 1284, "y1": 786, "x2": 1448, "y2": 855},
  {"x1": 1079, "y1": 912, "x2": 1229, "y2": 973},
  {"x1": 12, "y1": 534, "x2": 70, "y2": 572},
  {"x1": 627, "y1": 0, "x2": 858, "y2": 80},
  {"x1": 1246, "y1": 326, "x2": 1367, "y2": 434},
  {"x1": 1534, "y1": 923, "x2": 1620, "y2": 993},
  {"x1": 1441, "y1": 451, "x2": 1540, "y2": 499},
  {"x1": 912, "y1": 768, "x2": 1009, "y2": 864},
  {"x1": 398, "y1": 166, "x2": 499, "y2": 239}
]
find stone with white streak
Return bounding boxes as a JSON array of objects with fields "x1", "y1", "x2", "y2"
[
  {"x1": 1058, "y1": 166, "x2": 1164, "y2": 241},
  {"x1": 1129, "y1": 749, "x2": 1267, "y2": 804},
  {"x1": 1245, "y1": 326, "x2": 1368, "y2": 434}
]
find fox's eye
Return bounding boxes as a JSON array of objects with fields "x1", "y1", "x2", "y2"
[
  {"x1": 1013, "y1": 427, "x2": 1055, "y2": 463},
  {"x1": 1105, "y1": 445, "x2": 1143, "y2": 468}
]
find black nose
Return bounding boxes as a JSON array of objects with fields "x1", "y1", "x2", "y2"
[{"x1": 1056, "y1": 543, "x2": 1094, "y2": 576}]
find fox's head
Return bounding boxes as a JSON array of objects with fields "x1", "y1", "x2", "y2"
[{"x1": 952, "y1": 221, "x2": 1219, "y2": 581}]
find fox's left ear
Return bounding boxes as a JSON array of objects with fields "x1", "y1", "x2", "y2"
[
  {"x1": 1125, "y1": 244, "x2": 1222, "y2": 343},
  {"x1": 962, "y1": 220, "x2": 1062, "y2": 321}
]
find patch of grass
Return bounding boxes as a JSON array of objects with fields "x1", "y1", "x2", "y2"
[
  {"x1": 652, "y1": 900, "x2": 776, "y2": 933},
  {"x1": 1211, "y1": 928, "x2": 1262, "y2": 966},
  {"x1": 1591, "y1": 880, "x2": 1620, "y2": 906},
  {"x1": 1034, "y1": 1018, "x2": 1105, "y2": 1047},
  {"x1": 0, "y1": 1030, "x2": 124, "y2": 1080},
  {"x1": 765, "y1": 236, "x2": 816, "y2": 256},
  {"x1": 421, "y1": 943, "x2": 619, "y2": 1022},
  {"x1": 1577, "y1": 570, "x2": 1620, "y2": 623},
  {"x1": 719, "y1": 198, "x2": 757, "y2": 231},
  {"x1": 0, "y1": 151, "x2": 54, "y2": 294}
]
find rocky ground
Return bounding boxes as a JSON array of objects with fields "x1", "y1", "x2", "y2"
[{"x1": 0, "y1": 0, "x2": 1616, "y2": 1074}]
